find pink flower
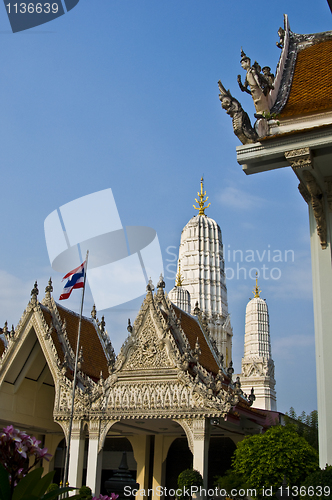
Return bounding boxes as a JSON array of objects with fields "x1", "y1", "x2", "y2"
[
  {"x1": 15, "y1": 442, "x2": 28, "y2": 459},
  {"x1": 0, "y1": 425, "x2": 54, "y2": 486},
  {"x1": 92, "y1": 495, "x2": 119, "y2": 500},
  {"x1": 38, "y1": 447, "x2": 52, "y2": 461}
]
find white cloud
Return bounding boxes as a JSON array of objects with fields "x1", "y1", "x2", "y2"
[
  {"x1": 273, "y1": 334, "x2": 314, "y2": 358},
  {"x1": 0, "y1": 270, "x2": 57, "y2": 328},
  {"x1": 0, "y1": 270, "x2": 33, "y2": 328},
  {"x1": 218, "y1": 186, "x2": 266, "y2": 211},
  {"x1": 264, "y1": 258, "x2": 313, "y2": 301}
]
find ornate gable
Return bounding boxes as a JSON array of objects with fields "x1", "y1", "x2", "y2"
[{"x1": 0, "y1": 277, "x2": 253, "y2": 443}]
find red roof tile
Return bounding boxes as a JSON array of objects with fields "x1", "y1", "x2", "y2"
[
  {"x1": 172, "y1": 305, "x2": 220, "y2": 375},
  {"x1": 40, "y1": 303, "x2": 109, "y2": 381}
]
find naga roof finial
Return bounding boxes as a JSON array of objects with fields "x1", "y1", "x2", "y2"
[{"x1": 193, "y1": 177, "x2": 211, "y2": 216}]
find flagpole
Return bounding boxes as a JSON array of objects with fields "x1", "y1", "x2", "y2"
[{"x1": 63, "y1": 250, "x2": 89, "y2": 488}]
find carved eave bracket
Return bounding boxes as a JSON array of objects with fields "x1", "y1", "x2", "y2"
[
  {"x1": 285, "y1": 148, "x2": 327, "y2": 249},
  {"x1": 285, "y1": 147, "x2": 313, "y2": 170},
  {"x1": 324, "y1": 176, "x2": 332, "y2": 212}
]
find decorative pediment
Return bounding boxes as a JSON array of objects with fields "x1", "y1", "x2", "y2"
[
  {"x1": 122, "y1": 315, "x2": 174, "y2": 370},
  {"x1": 242, "y1": 357, "x2": 275, "y2": 379}
]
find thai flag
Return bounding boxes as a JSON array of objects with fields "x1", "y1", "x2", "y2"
[{"x1": 59, "y1": 261, "x2": 86, "y2": 300}]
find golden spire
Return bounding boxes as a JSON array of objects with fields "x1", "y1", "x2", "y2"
[
  {"x1": 253, "y1": 272, "x2": 261, "y2": 298},
  {"x1": 176, "y1": 260, "x2": 184, "y2": 287},
  {"x1": 193, "y1": 177, "x2": 211, "y2": 216}
]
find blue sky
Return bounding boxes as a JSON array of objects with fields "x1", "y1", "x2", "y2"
[{"x1": 0, "y1": 0, "x2": 330, "y2": 415}]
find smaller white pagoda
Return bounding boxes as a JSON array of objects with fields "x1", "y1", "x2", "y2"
[{"x1": 239, "y1": 275, "x2": 277, "y2": 411}]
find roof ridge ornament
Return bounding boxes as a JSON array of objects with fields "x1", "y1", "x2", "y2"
[
  {"x1": 91, "y1": 304, "x2": 97, "y2": 319},
  {"x1": 193, "y1": 177, "x2": 211, "y2": 216},
  {"x1": 30, "y1": 281, "x2": 39, "y2": 305},
  {"x1": 44, "y1": 278, "x2": 53, "y2": 305}
]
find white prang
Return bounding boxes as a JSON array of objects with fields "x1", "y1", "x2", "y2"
[
  {"x1": 240, "y1": 292, "x2": 277, "y2": 411},
  {"x1": 177, "y1": 214, "x2": 232, "y2": 364}
]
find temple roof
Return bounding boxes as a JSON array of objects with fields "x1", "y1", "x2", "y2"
[
  {"x1": 39, "y1": 302, "x2": 110, "y2": 381},
  {"x1": 172, "y1": 304, "x2": 221, "y2": 375},
  {"x1": 280, "y1": 39, "x2": 332, "y2": 118}
]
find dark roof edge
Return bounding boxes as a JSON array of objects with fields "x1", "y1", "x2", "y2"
[{"x1": 271, "y1": 21, "x2": 332, "y2": 114}]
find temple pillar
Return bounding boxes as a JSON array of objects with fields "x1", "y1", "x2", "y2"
[
  {"x1": 192, "y1": 419, "x2": 210, "y2": 499},
  {"x1": 86, "y1": 421, "x2": 103, "y2": 495},
  {"x1": 152, "y1": 435, "x2": 177, "y2": 500},
  {"x1": 68, "y1": 421, "x2": 85, "y2": 488},
  {"x1": 128, "y1": 435, "x2": 151, "y2": 497},
  {"x1": 309, "y1": 203, "x2": 332, "y2": 467}
]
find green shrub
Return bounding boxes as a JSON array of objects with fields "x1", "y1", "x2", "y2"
[
  {"x1": 301, "y1": 466, "x2": 332, "y2": 500},
  {"x1": 214, "y1": 470, "x2": 247, "y2": 499},
  {"x1": 79, "y1": 485, "x2": 93, "y2": 500},
  {"x1": 215, "y1": 426, "x2": 319, "y2": 500},
  {"x1": 177, "y1": 469, "x2": 203, "y2": 499}
]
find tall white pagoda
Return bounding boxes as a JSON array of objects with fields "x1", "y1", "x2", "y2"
[{"x1": 169, "y1": 178, "x2": 232, "y2": 365}]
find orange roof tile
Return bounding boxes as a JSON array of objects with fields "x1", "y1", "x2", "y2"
[
  {"x1": 281, "y1": 40, "x2": 332, "y2": 118},
  {"x1": 172, "y1": 305, "x2": 220, "y2": 375}
]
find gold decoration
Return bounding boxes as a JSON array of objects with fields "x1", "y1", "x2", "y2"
[
  {"x1": 176, "y1": 260, "x2": 184, "y2": 286},
  {"x1": 193, "y1": 177, "x2": 211, "y2": 215},
  {"x1": 253, "y1": 272, "x2": 261, "y2": 298}
]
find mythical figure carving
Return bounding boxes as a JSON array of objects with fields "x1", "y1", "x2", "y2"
[
  {"x1": 276, "y1": 26, "x2": 285, "y2": 48},
  {"x1": 237, "y1": 50, "x2": 273, "y2": 116},
  {"x1": 218, "y1": 81, "x2": 258, "y2": 145}
]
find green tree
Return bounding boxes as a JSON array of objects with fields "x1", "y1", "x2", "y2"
[
  {"x1": 285, "y1": 407, "x2": 318, "y2": 451},
  {"x1": 220, "y1": 426, "x2": 318, "y2": 499}
]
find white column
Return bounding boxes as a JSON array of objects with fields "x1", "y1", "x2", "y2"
[
  {"x1": 68, "y1": 421, "x2": 85, "y2": 488},
  {"x1": 86, "y1": 421, "x2": 103, "y2": 495},
  {"x1": 192, "y1": 419, "x2": 210, "y2": 499},
  {"x1": 309, "y1": 204, "x2": 332, "y2": 467},
  {"x1": 152, "y1": 436, "x2": 177, "y2": 500},
  {"x1": 128, "y1": 435, "x2": 151, "y2": 497}
]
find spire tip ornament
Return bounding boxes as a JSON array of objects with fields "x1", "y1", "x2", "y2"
[
  {"x1": 193, "y1": 177, "x2": 211, "y2": 216},
  {"x1": 176, "y1": 260, "x2": 184, "y2": 287},
  {"x1": 253, "y1": 272, "x2": 261, "y2": 298}
]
